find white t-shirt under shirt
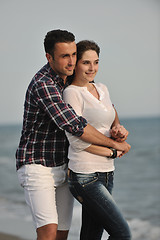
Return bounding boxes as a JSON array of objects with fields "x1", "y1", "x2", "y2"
[{"x1": 63, "y1": 82, "x2": 116, "y2": 173}]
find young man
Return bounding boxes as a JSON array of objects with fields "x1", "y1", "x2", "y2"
[{"x1": 16, "y1": 29, "x2": 130, "y2": 240}]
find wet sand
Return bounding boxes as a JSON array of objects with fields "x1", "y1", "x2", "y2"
[{"x1": 0, "y1": 232, "x2": 25, "y2": 240}]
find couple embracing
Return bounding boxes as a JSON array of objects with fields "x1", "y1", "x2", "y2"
[{"x1": 16, "y1": 29, "x2": 131, "y2": 240}]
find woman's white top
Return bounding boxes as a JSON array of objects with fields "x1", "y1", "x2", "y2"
[{"x1": 63, "y1": 83, "x2": 116, "y2": 173}]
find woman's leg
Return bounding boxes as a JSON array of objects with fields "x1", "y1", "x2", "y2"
[
  {"x1": 80, "y1": 172, "x2": 114, "y2": 240},
  {"x1": 68, "y1": 170, "x2": 131, "y2": 240},
  {"x1": 80, "y1": 204, "x2": 104, "y2": 240}
]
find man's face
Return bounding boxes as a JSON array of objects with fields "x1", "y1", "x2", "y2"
[{"x1": 46, "y1": 41, "x2": 77, "y2": 81}]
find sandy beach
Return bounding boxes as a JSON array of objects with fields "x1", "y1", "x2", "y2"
[{"x1": 0, "y1": 233, "x2": 25, "y2": 240}]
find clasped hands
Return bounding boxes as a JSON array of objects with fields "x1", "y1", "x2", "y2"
[
  {"x1": 110, "y1": 124, "x2": 130, "y2": 158},
  {"x1": 110, "y1": 124, "x2": 128, "y2": 142}
]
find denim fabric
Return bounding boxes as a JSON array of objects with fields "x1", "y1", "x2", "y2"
[{"x1": 68, "y1": 170, "x2": 131, "y2": 240}]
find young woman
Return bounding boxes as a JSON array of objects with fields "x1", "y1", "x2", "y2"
[{"x1": 63, "y1": 40, "x2": 131, "y2": 240}]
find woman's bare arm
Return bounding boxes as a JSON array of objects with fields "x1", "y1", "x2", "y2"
[
  {"x1": 80, "y1": 124, "x2": 131, "y2": 156},
  {"x1": 84, "y1": 144, "x2": 122, "y2": 158}
]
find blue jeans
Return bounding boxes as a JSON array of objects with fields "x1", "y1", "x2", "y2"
[{"x1": 68, "y1": 170, "x2": 131, "y2": 240}]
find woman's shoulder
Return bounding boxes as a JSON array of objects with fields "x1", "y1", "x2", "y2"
[
  {"x1": 94, "y1": 82, "x2": 109, "y2": 93},
  {"x1": 64, "y1": 84, "x2": 83, "y2": 92},
  {"x1": 63, "y1": 85, "x2": 84, "y2": 102},
  {"x1": 64, "y1": 85, "x2": 86, "y2": 96}
]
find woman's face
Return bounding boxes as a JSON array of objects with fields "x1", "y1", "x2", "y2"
[{"x1": 75, "y1": 50, "x2": 99, "y2": 83}]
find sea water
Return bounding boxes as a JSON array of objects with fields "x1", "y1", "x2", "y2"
[{"x1": 0, "y1": 117, "x2": 160, "y2": 240}]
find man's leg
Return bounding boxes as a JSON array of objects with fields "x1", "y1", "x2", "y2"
[
  {"x1": 37, "y1": 225, "x2": 69, "y2": 240},
  {"x1": 17, "y1": 165, "x2": 59, "y2": 240},
  {"x1": 35, "y1": 164, "x2": 74, "y2": 240},
  {"x1": 55, "y1": 180, "x2": 74, "y2": 239},
  {"x1": 37, "y1": 224, "x2": 57, "y2": 240},
  {"x1": 56, "y1": 230, "x2": 69, "y2": 240}
]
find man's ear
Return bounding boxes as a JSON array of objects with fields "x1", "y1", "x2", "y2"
[{"x1": 46, "y1": 53, "x2": 53, "y2": 63}]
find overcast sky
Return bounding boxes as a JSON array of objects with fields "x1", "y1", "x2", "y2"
[{"x1": 0, "y1": 0, "x2": 160, "y2": 124}]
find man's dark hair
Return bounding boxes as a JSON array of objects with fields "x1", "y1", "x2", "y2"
[{"x1": 44, "y1": 29, "x2": 75, "y2": 57}]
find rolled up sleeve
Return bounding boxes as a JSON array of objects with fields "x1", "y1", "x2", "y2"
[
  {"x1": 33, "y1": 81, "x2": 87, "y2": 136},
  {"x1": 65, "y1": 131, "x2": 91, "y2": 152}
]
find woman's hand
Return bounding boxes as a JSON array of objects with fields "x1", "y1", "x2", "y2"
[
  {"x1": 110, "y1": 124, "x2": 129, "y2": 142},
  {"x1": 117, "y1": 150, "x2": 123, "y2": 158}
]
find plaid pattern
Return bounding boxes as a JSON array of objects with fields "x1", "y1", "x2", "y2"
[{"x1": 16, "y1": 63, "x2": 87, "y2": 170}]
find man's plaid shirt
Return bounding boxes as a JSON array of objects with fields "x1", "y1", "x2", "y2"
[{"x1": 16, "y1": 63, "x2": 87, "y2": 170}]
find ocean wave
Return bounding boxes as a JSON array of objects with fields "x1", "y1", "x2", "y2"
[
  {"x1": 0, "y1": 199, "x2": 159, "y2": 240},
  {"x1": 70, "y1": 205, "x2": 160, "y2": 240},
  {"x1": 101, "y1": 218, "x2": 160, "y2": 240},
  {"x1": 128, "y1": 218, "x2": 160, "y2": 240}
]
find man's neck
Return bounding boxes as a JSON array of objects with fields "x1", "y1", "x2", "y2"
[{"x1": 49, "y1": 63, "x2": 67, "y2": 84}]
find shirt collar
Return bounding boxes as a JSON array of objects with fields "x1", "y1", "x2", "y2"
[
  {"x1": 93, "y1": 83, "x2": 105, "y2": 101},
  {"x1": 46, "y1": 62, "x2": 65, "y2": 86}
]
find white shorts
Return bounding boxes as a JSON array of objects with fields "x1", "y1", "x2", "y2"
[{"x1": 17, "y1": 163, "x2": 74, "y2": 230}]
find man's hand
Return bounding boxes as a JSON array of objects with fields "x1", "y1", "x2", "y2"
[{"x1": 110, "y1": 124, "x2": 129, "y2": 142}]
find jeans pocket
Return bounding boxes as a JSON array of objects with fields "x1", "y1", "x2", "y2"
[{"x1": 76, "y1": 173, "x2": 98, "y2": 187}]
